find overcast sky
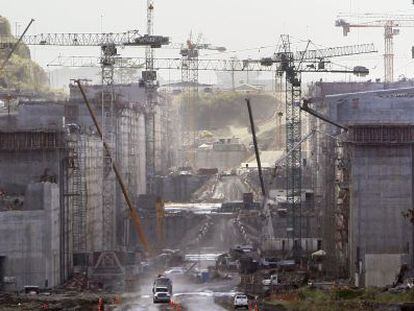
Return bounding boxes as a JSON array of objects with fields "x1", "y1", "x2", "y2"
[{"x1": 3, "y1": 0, "x2": 414, "y2": 84}]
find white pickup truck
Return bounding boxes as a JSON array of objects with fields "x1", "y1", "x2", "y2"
[
  {"x1": 233, "y1": 293, "x2": 249, "y2": 309},
  {"x1": 152, "y1": 275, "x2": 172, "y2": 303},
  {"x1": 153, "y1": 286, "x2": 171, "y2": 303}
]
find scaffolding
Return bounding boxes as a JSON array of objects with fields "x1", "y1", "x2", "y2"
[
  {"x1": 334, "y1": 140, "x2": 350, "y2": 277},
  {"x1": 69, "y1": 134, "x2": 87, "y2": 255},
  {"x1": 101, "y1": 45, "x2": 117, "y2": 251}
]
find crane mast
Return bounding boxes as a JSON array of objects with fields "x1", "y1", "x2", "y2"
[
  {"x1": 144, "y1": 0, "x2": 157, "y2": 193},
  {"x1": 261, "y1": 35, "x2": 375, "y2": 258},
  {"x1": 100, "y1": 42, "x2": 118, "y2": 252},
  {"x1": 336, "y1": 13, "x2": 414, "y2": 83},
  {"x1": 179, "y1": 33, "x2": 226, "y2": 165},
  {"x1": 275, "y1": 35, "x2": 303, "y2": 256}
]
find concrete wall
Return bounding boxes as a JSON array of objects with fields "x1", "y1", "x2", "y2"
[
  {"x1": 195, "y1": 144, "x2": 248, "y2": 170},
  {"x1": 0, "y1": 148, "x2": 64, "y2": 194},
  {"x1": 115, "y1": 106, "x2": 146, "y2": 247},
  {"x1": 350, "y1": 145, "x2": 412, "y2": 286},
  {"x1": 82, "y1": 135, "x2": 104, "y2": 253},
  {"x1": 364, "y1": 254, "x2": 408, "y2": 287},
  {"x1": 0, "y1": 182, "x2": 60, "y2": 290},
  {"x1": 153, "y1": 174, "x2": 210, "y2": 202},
  {"x1": 312, "y1": 83, "x2": 414, "y2": 284}
]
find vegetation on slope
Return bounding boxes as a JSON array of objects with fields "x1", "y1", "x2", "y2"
[
  {"x1": 179, "y1": 92, "x2": 279, "y2": 131},
  {"x1": 0, "y1": 16, "x2": 49, "y2": 93}
]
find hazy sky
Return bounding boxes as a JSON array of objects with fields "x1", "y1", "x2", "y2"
[{"x1": 3, "y1": 0, "x2": 414, "y2": 83}]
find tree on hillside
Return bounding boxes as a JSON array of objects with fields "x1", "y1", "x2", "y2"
[{"x1": 0, "y1": 16, "x2": 49, "y2": 93}]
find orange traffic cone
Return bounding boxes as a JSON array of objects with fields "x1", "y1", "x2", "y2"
[{"x1": 98, "y1": 297, "x2": 104, "y2": 311}]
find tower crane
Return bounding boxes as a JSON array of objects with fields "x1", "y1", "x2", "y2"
[
  {"x1": 0, "y1": 29, "x2": 169, "y2": 267},
  {"x1": 48, "y1": 40, "x2": 376, "y2": 258},
  {"x1": 178, "y1": 32, "x2": 226, "y2": 92},
  {"x1": 259, "y1": 35, "x2": 375, "y2": 258},
  {"x1": 144, "y1": 0, "x2": 158, "y2": 193},
  {"x1": 336, "y1": 13, "x2": 414, "y2": 83},
  {"x1": 176, "y1": 32, "x2": 226, "y2": 165}
]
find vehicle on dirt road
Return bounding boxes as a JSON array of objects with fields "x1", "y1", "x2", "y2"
[
  {"x1": 153, "y1": 286, "x2": 171, "y2": 303},
  {"x1": 262, "y1": 274, "x2": 279, "y2": 286},
  {"x1": 233, "y1": 293, "x2": 249, "y2": 309},
  {"x1": 152, "y1": 275, "x2": 172, "y2": 303},
  {"x1": 164, "y1": 267, "x2": 186, "y2": 276},
  {"x1": 153, "y1": 275, "x2": 172, "y2": 293}
]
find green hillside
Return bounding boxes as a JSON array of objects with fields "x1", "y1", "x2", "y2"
[{"x1": 0, "y1": 16, "x2": 49, "y2": 93}]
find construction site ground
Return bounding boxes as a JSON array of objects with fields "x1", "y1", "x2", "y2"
[
  {"x1": 258, "y1": 287, "x2": 414, "y2": 311},
  {"x1": 0, "y1": 291, "x2": 120, "y2": 310}
]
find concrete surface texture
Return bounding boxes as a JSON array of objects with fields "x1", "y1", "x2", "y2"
[
  {"x1": 312, "y1": 82, "x2": 414, "y2": 285},
  {"x1": 0, "y1": 182, "x2": 60, "y2": 290},
  {"x1": 82, "y1": 135, "x2": 104, "y2": 252},
  {"x1": 364, "y1": 254, "x2": 409, "y2": 287},
  {"x1": 0, "y1": 82, "x2": 174, "y2": 286},
  {"x1": 153, "y1": 174, "x2": 210, "y2": 202},
  {"x1": 195, "y1": 140, "x2": 248, "y2": 170}
]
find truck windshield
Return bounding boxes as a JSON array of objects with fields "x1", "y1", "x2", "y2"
[{"x1": 156, "y1": 288, "x2": 169, "y2": 292}]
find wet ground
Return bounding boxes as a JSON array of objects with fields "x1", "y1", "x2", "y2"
[
  {"x1": 116, "y1": 250, "x2": 239, "y2": 311},
  {"x1": 115, "y1": 273, "x2": 238, "y2": 311}
]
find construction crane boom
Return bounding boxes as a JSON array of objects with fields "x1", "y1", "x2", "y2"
[
  {"x1": 336, "y1": 13, "x2": 414, "y2": 82},
  {"x1": 293, "y1": 43, "x2": 377, "y2": 61},
  {"x1": 260, "y1": 43, "x2": 377, "y2": 66},
  {"x1": 0, "y1": 19, "x2": 35, "y2": 72},
  {"x1": 47, "y1": 55, "x2": 276, "y2": 71},
  {"x1": 0, "y1": 30, "x2": 169, "y2": 48}
]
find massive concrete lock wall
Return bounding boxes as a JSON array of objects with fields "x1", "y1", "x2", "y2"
[{"x1": 312, "y1": 82, "x2": 414, "y2": 286}]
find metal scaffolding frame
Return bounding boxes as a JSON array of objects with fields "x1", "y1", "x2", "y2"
[{"x1": 101, "y1": 45, "x2": 117, "y2": 251}]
